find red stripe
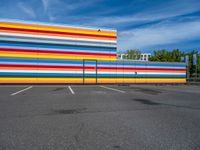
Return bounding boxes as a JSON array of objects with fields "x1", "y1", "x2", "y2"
[
  {"x1": 0, "y1": 27, "x2": 116, "y2": 39},
  {"x1": 0, "y1": 47, "x2": 116, "y2": 57},
  {"x1": 0, "y1": 64, "x2": 186, "y2": 71},
  {"x1": 101, "y1": 67, "x2": 185, "y2": 71},
  {"x1": 0, "y1": 64, "x2": 95, "y2": 69}
]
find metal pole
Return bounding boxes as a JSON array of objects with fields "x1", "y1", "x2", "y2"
[
  {"x1": 187, "y1": 66, "x2": 190, "y2": 80},
  {"x1": 185, "y1": 55, "x2": 189, "y2": 81},
  {"x1": 196, "y1": 64, "x2": 197, "y2": 80},
  {"x1": 197, "y1": 54, "x2": 199, "y2": 80}
]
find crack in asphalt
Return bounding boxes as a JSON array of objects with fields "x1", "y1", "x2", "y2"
[{"x1": 74, "y1": 123, "x2": 84, "y2": 150}]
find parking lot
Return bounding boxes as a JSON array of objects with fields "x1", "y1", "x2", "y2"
[{"x1": 0, "y1": 84, "x2": 200, "y2": 150}]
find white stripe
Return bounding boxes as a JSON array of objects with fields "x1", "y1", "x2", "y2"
[
  {"x1": 11, "y1": 86, "x2": 32, "y2": 96},
  {"x1": 0, "y1": 37, "x2": 116, "y2": 48},
  {"x1": 138, "y1": 72, "x2": 185, "y2": 75},
  {"x1": 0, "y1": 70, "x2": 81, "y2": 73},
  {"x1": 0, "y1": 62, "x2": 185, "y2": 69},
  {"x1": 68, "y1": 86, "x2": 75, "y2": 94},
  {"x1": 0, "y1": 32, "x2": 116, "y2": 44},
  {"x1": 98, "y1": 65, "x2": 185, "y2": 69},
  {"x1": 0, "y1": 70, "x2": 185, "y2": 75},
  {"x1": 0, "y1": 70, "x2": 82, "y2": 74},
  {"x1": 100, "y1": 85, "x2": 125, "y2": 93}
]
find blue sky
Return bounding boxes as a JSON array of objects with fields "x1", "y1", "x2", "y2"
[{"x1": 0, "y1": 0, "x2": 200, "y2": 53}]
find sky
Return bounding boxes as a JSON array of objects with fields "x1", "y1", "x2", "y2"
[{"x1": 0, "y1": 0, "x2": 200, "y2": 53}]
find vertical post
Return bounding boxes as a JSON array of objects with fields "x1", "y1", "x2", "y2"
[
  {"x1": 193, "y1": 54, "x2": 197, "y2": 80},
  {"x1": 187, "y1": 66, "x2": 190, "y2": 80},
  {"x1": 83, "y1": 60, "x2": 85, "y2": 85},
  {"x1": 196, "y1": 65, "x2": 197, "y2": 80},
  {"x1": 185, "y1": 55, "x2": 189, "y2": 80},
  {"x1": 95, "y1": 60, "x2": 97, "y2": 85}
]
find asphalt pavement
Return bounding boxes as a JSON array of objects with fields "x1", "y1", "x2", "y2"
[{"x1": 0, "y1": 84, "x2": 200, "y2": 150}]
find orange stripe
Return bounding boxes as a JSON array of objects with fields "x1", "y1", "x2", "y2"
[
  {"x1": 0, "y1": 77, "x2": 186, "y2": 84},
  {"x1": 0, "y1": 22, "x2": 116, "y2": 36},
  {"x1": 0, "y1": 29, "x2": 116, "y2": 41},
  {"x1": 0, "y1": 79, "x2": 83, "y2": 83}
]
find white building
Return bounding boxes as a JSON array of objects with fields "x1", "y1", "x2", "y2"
[
  {"x1": 117, "y1": 53, "x2": 151, "y2": 61},
  {"x1": 140, "y1": 53, "x2": 151, "y2": 61}
]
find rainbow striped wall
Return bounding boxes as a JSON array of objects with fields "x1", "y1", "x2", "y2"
[
  {"x1": 0, "y1": 20, "x2": 117, "y2": 61},
  {"x1": 0, "y1": 20, "x2": 186, "y2": 84}
]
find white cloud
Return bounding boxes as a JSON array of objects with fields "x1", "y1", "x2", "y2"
[
  {"x1": 118, "y1": 20, "x2": 200, "y2": 51},
  {"x1": 18, "y1": 2, "x2": 36, "y2": 18},
  {"x1": 40, "y1": 0, "x2": 101, "y2": 22},
  {"x1": 41, "y1": 0, "x2": 49, "y2": 11},
  {"x1": 88, "y1": 0, "x2": 200, "y2": 27}
]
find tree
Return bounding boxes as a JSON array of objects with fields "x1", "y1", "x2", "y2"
[
  {"x1": 124, "y1": 49, "x2": 141, "y2": 60},
  {"x1": 185, "y1": 50, "x2": 200, "y2": 76},
  {"x1": 149, "y1": 49, "x2": 183, "y2": 62},
  {"x1": 149, "y1": 49, "x2": 200, "y2": 75}
]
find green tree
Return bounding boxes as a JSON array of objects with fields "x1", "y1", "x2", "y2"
[
  {"x1": 185, "y1": 50, "x2": 199, "y2": 76},
  {"x1": 149, "y1": 49, "x2": 200, "y2": 75},
  {"x1": 149, "y1": 49, "x2": 183, "y2": 62},
  {"x1": 124, "y1": 49, "x2": 141, "y2": 60}
]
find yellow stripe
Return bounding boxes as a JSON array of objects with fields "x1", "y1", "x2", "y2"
[
  {"x1": 98, "y1": 78, "x2": 186, "y2": 83},
  {"x1": 0, "y1": 53, "x2": 116, "y2": 61},
  {"x1": 0, "y1": 77, "x2": 83, "y2": 83},
  {"x1": 0, "y1": 22, "x2": 116, "y2": 37},
  {"x1": 84, "y1": 78, "x2": 97, "y2": 84},
  {"x1": 0, "y1": 77, "x2": 186, "y2": 84}
]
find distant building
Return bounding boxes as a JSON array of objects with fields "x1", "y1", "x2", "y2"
[
  {"x1": 117, "y1": 53, "x2": 151, "y2": 61},
  {"x1": 140, "y1": 53, "x2": 151, "y2": 61}
]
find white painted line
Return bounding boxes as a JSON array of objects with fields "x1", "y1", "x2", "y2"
[
  {"x1": 11, "y1": 86, "x2": 33, "y2": 96},
  {"x1": 68, "y1": 86, "x2": 75, "y2": 95},
  {"x1": 99, "y1": 85, "x2": 125, "y2": 93}
]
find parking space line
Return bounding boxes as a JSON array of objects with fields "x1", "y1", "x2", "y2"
[
  {"x1": 99, "y1": 85, "x2": 125, "y2": 93},
  {"x1": 11, "y1": 86, "x2": 33, "y2": 96},
  {"x1": 68, "y1": 86, "x2": 75, "y2": 95}
]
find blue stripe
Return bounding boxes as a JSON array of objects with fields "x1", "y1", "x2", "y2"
[
  {"x1": 98, "y1": 61, "x2": 186, "y2": 67},
  {"x1": 98, "y1": 74, "x2": 186, "y2": 78},
  {"x1": 0, "y1": 72, "x2": 186, "y2": 78},
  {"x1": 0, "y1": 72, "x2": 82, "y2": 77},
  {"x1": 0, "y1": 41, "x2": 116, "y2": 52},
  {"x1": 0, "y1": 57, "x2": 83, "y2": 65},
  {"x1": 0, "y1": 57, "x2": 186, "y2": 69},
  {"x1": 0, "y1": 37, "x2": 116, "y2": 48},
  {"x1": 0, "y1": 57, "x2": 99, "y2": 65}
]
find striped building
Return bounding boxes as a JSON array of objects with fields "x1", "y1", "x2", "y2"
[{"x1": 0, "y1": 20, "x2": 186, "y2": 84}]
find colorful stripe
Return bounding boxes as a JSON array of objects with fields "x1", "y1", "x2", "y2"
[
  {"x1": 0, "y1": 20, "x2": 186, "y2": 84},
  {"x1": 0, "y1": 78, "x2": 186, "y2": 84},
  {"x1": 0, "y1": 56, "x2": 186, "y2": 83}
]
